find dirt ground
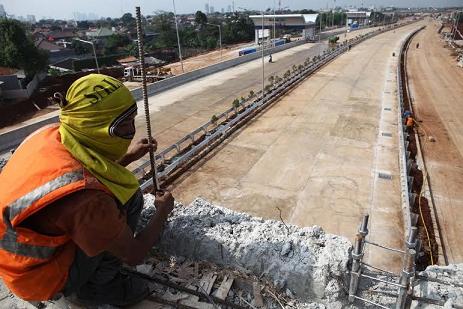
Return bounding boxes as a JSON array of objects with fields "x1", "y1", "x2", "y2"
[
  {"x1": 163, "y1": 42, "x2": 253, "y2": 76},
  {"x1": 407, "y1": 21, "x2": 463, "y2": 264}
]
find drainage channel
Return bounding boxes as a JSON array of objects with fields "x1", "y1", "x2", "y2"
[
  {"x1": 398, "y1": 25, "x2": 444, "y2": 269},
  {"x1": 134, "y1": 20, "x2": 418, "y2": 193}
]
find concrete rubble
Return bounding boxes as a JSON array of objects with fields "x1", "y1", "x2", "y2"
[
  {"x1": 141, "y1": 194, "x2": 353, "y2": 306},
  {"x1": 412, "y1": 264, "x2": 463, "y2": 308}
]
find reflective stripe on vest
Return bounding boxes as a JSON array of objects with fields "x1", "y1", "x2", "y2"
[
  {"x1": 0, "y1": 170, "x2": 84, "y2": 259},
  {"x1": 0, "y1": 209, "x2": 56, "y2": 259},
  {"x1": 8, "y1": 170, "x2": 84, "y2": 222}
]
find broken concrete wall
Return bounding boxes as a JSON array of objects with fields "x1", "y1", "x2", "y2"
[
  {"x1": 412, "y1": 264, "x2": 463, "y2": 308},
  {"x1": 152, "y1": 197, "x2": 353, "y2": 303}
]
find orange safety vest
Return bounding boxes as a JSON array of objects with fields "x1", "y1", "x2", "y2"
[{"x1": 0, "y1": 124, "x2": 111, "y2": 301}]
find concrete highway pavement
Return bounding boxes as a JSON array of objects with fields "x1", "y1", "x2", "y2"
[
  {"x1": 130, "y1": 26, "x2": 385, "y2": 170},
  {"x1": 407, "y1": 22, "x2": 463, "y2": 264},
  {"x1": 169, "y1": 22, "x2": 425, "y2": 271}
]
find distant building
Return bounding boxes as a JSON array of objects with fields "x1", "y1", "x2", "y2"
[
  {"x1": 85, "y1": 28, "x2": 115, "y2": 39},
  {"x1": 35, "y1": 38, "x2": 76, "y2": 63},
  {"x1": 221, "y1": 8, "x2": 224, "y2": 14},
  {"x1": 47, "y1": 30, "x2": 77, "y2": 42},
  {"x1": 227, "y1": 5, "x2": 232, "y2": 13},
  {"x1": 210, "y1": 6, "x2": 214, "y2": 14},
  {"x1": 73, "y1": 11, "x2": 99, "y2": 21},
  {"x1": 346, "y1": 11, "x2": 371, "y2": 26},
  {"x1": 0, "y1": 4, "x2": 6, "y2": 18},
  {"x1": 249, "y1": 14, "x2": 319, "y2": 42},
  {"x1": 205, "y1": 3, "x2": 209, "y2": 14},
  {"x1": 27, "y1": 15, "x2": 36, "y2": 23}
]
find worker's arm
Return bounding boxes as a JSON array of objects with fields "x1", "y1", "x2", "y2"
[
  {"x1": 106, "y1": 191, "x2": 174, "y2": 266},
  {"x1": 117, "y1": 137, "x2": 157, "y2": 167}
]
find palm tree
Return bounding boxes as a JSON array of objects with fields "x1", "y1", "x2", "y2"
[
  {"x1": 283, "y1": 70, "x2": 291, "y2": 79},
  {"x1": 268, "y1": 75, "x2": 275, "y2": 88},
  {"x1": 211, "y1": 114, "x2": 218, "y2": 125},
  {"x1": 232, "y1": 98, "x2": 240, "y2": 116},
  {"x1": 292, "y1": 65, "x2": 297, "y2": 73}
]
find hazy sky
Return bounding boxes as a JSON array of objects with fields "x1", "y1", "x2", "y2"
[{"x1": 1, "y1": 0, "x2": 462, "y2": 19}]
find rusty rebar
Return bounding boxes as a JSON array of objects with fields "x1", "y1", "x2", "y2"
[{"x1": 135, "y1": 6, "x2": 160, "y2": 192}]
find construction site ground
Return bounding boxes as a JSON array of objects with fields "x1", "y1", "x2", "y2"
[
  {"x1": 407, "y1": 22, "x2": 463, "y2": 264},
  {"x1": 163, "y1": 42, "x2": 253, "y2": 76},
  {"x1": 162, "y1": 27, "x2": 351, "y2": 76},
  {"x1": 128, "y1": 22, "x2": 424, "y2": 272}
]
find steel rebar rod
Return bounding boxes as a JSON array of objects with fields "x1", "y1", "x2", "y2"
[
  {"x1": 135, "y1": 6, "x2": 160, "y2": 192},
  {"x1": 351, "y1": 295, "x2": 391, "y2": 309},
  {"x1": 364, "y1": 240, "x2": 405, "y2": 254},
  {"x1": 360, "y1": 261, "x2": 399, "y2": 277},
  {"x1": 359, "y1": 273, "x2": 406, "y2": 288},
  {"x1": 123, "y1": 268, "x2": 247, "y2": 309}
]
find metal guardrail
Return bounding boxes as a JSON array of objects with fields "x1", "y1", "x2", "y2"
[
  {"x1": 396, "y1": 26, "x2": 426, "y2": 238},
  {"x1": 135, "y1": 21, "x2": 417, "y2": 191}
]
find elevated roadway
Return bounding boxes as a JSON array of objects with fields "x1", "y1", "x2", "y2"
[{"x1": 168, "y1": 21, "x2": 426, "y2": 271}]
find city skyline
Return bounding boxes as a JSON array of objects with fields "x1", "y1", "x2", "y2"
[{"x1": 0, "y1": 0, "x2": 462, "y2": 20}]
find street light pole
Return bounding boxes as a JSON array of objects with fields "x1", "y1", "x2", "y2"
[
  {"x1": 452, "y1": 11, "x2": 461, "y2": 41},
  {"x1": 261, "y1": 11, "x2": 265, "y2": 106},
  {"x1": 74, "y1": 38, "x2": 100, "y2": 73},
  {"x1": 206, "y1": 23, "x2": 222, "y2": 60},
  {"x1": 273, "y1": 0, "x2": 276, "y2": 43},
  {"x1": 332, "y1": 0, "x2": 335, "y2": 28},
  {"x1": 91, "y1": 43, "x2": 100, "y2": 74},
  {"x1": 172, "y1": 0, "x2": 185, "y2": 73}
]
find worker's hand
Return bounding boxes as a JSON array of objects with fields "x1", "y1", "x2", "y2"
[
  {"x1": 118, "y1": 137, "x2": 157, "y2": 166},
  {"x1": 155, "y1": 191, "x2": 174, "y2": 217}
]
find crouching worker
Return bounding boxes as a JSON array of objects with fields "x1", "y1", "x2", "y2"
[
  {"x1": 404, "y1": 111, "x2": 415, "y2": 134},
  {"x1": 0, "y1": 74, "x2": 174, "y2": 306}
]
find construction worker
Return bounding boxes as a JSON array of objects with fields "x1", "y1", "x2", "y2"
[
  {"x1": 405, "y1": 113, "x2": 415, "y2": 134},
  {"x1": 0, "y1": 74, "x2": 174, "y2": 306},
  {"x1": 403, "y1": 110, "x2": 412, "y2": 119},
  {"x1": 269, "y1": 54, "x2": 273, "y2": 63}
]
